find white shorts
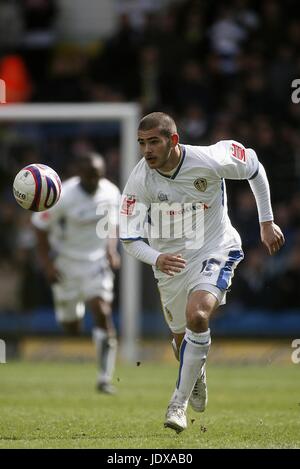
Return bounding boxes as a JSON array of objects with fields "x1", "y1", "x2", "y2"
[
  {"x1": 157, "y1": 248, "x2": 244, "y2": 334},
  {"x1": 52, "y1": 256, "x2": 114, "y2": 323}
]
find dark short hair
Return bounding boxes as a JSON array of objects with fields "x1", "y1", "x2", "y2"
[
  {"x1": 138, "y1": 112, "x2": 177, "y2": 138},
  {"x1": 76, "y1": 152, "x2": 106, "y2": 174},
  {"x1": 76, "y1": 152, "x2": 104, "y2": 166}
]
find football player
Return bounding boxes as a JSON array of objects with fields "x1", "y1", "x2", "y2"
[
  {"x1": 32, "y1": 152, "x2": 120, "y2": 394},
  {"x1": 120, "y1": 112, "x2": 284, "y2": 432}
]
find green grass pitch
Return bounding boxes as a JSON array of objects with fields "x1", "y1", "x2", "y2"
[{"x1": 0, "y1": 361, "x2": 299, "y2": 448}]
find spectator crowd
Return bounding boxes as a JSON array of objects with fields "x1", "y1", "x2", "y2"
[{"x1": 1, "y1": 0, "x2": 300, "y2": 318}]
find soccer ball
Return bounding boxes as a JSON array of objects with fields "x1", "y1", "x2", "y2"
[{"x1": 13, "y1": 164, "x2": 62, "y2": 212}]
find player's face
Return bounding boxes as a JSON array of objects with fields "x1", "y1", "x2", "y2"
[
  {"x1": 138, "y1": 128, "x2": 175, "y2": 170},
  {"x1": 79, "y1": 161, "x2": 104, "y2": 194}
]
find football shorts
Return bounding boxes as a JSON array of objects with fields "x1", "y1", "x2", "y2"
[
  {"x1": 52, "y1": 256, "x2": 114, "y2": 323},
  {"x1": 157, "y1": 248, "x2": 244, "y2": 333}
]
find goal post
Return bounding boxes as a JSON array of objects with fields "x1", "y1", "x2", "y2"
[{"x1": 0, "y1": 103, "x2": 141, "y2": 362}]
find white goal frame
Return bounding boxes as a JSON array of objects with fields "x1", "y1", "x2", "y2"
[{"x1": 0, "y1": 103, "x2": 141, "y2": 361}]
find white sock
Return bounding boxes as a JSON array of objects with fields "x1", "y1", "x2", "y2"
[
  {"x1": 170, "y1": 328, "x2": 211, "y2": 407},
  {"x1": 92, "y1": 328, "x2": 118, "y2": 384}
]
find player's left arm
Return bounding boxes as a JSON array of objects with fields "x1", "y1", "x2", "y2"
[
  {"x1": 213, "y1": 140, "x2": 285, "y2": 255},
  {"x1": 259, "y1": 220, "x2": 284, "y2": 255},
  {"x1": 248, "y1": 162, "x2": 285, "y2": 255}
]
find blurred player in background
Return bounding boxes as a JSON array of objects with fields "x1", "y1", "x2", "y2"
[
  {"x1": 32, "y1": 152, "x2": 120, "y2": 394},
  {"x1": 120, "y1": 112, "x2": 285, "y2": 432}
]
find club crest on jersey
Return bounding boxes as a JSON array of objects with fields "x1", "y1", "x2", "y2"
[
  {"x1": 121, "y1": 195, "x2": 136, "y2": 215},
  {"x1": 158, "y1": 191, "x2": 168, "y2": 201},
  {"x1": 194, "y1": 178, "x2": 207, "y2": 192}
]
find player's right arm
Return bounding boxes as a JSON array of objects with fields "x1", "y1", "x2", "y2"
[
  {"x1": 210, "y1": 140, "x2": 285, "y2": 255},
  {"x1": 31, "y1": 204, "x2": 63, "y2": 284},
  {"x1": 119, "y1": 170, "x2": 186, "y2": 276},
  {"x1": 155, "y1": 253, "x2": 186, "y2": 276},
  {"x1": 33, "y1": 227, "x2": 61, "y2": 283},
  {"x1": 123, "y1": 240, "x2": 186, "y2": 276}
]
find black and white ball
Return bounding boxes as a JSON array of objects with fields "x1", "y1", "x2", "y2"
[{"x1": 13, "y1": 164, "x2": 62, "y2": 212}]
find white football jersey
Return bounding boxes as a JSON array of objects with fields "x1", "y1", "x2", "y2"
[
  {"x1": 32, "y1": 176, "x2": 120, "y2": 261},
  {"x1": 120, "y1": 140, "x2": 259, "y2": 262}
]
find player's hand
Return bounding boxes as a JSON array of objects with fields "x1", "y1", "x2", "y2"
[
  {"x1": 44, "y1": 261, "x2": 62, "y2": 284},
  {"x1": 260, "y1": 221, "x2": 285, "y2": 255},
  {"x1": 156, "y1": 253, "x2": 186, "y2": 276},
  {"x1": 107, "y1": 249, "x2": 121, "y2": 270}
]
